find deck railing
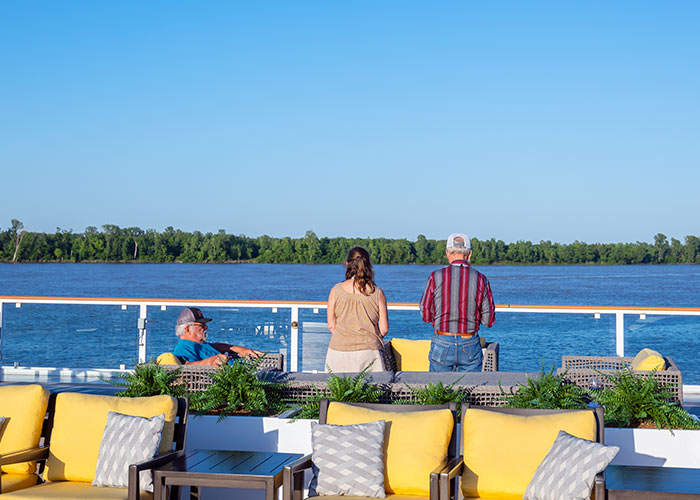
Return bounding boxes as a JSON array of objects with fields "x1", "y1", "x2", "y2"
[{"x1": 1, "y1": 295, "x2": 700, "y2": 372}]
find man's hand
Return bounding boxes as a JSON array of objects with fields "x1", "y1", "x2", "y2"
[{"x1": 234, "y1": 347, "x2": 264, "y2": 359}]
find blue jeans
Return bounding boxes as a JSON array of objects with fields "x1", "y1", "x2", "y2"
[{"x1": 428, "y1": 333, "x2": 483, "y2": 372}]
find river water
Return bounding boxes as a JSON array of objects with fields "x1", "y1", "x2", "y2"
[{"x1": 1, "y1": 263, "x2": 699, "y2": 382}]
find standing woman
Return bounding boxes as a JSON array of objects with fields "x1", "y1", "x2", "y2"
[{"x1": 325, "y1": 247, "x2": 389, "y2": 372}]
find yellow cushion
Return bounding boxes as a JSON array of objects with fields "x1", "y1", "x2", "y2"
[
  {"x1": 0, "y1": 480, "x2": 153, "y2": 500},
  {"x1": 0, "y1": 473, "x2": 40, "y2": 494},
  {"x1": 156, "y1": 352, "x2": 182, "y2": 365},
  {"x1": 391, "y1": 339, "x2": 431, "y2": 371},
  {"x1": 326, "y1": 402, "x2": 454, "y2": 496},
  {"x1": 45, "y1": 393, "x2": 177, "y2": 483},
  {"x1": 631, "y1": 348, "x2": 666, "y2": 371},
  {"x1": 0, "y1": 385, "x2": 50, "y2": 475},
  {"x1": 461, "y1": 409, "x2": 596, "y2": 500}
]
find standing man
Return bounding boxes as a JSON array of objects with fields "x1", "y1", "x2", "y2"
[
  {"x1": 173, "y1": 307, "x2": 263, "y2": 367},
  {"x1": 419, "y1": 233, "x2": 496, "y2": 372}
]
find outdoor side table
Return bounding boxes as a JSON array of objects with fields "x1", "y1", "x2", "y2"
[{"x1": 153, "y1": 449, "x2": 305, "y2": 500}]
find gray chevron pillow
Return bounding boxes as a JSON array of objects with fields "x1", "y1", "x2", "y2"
[
  {"x1": 309, "y1": 420, "x2": 386, "y2": 498},
  {"x1": 524, "y1": 430, "x2": 619, "y2": 500},
  {"x1": 92, "y1": 412, "x2": 165, "y2": 492}
]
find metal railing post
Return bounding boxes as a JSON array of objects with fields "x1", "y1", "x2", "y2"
[
  {"x1": 138, "y1": 304, "x2": 148, "y2": 364},
  {"x1": 615, "y1": 312, "x2": 625, "y2": 357},
  {"x1": 290, "y1": 305, "x2": 299, "y2": 372}
]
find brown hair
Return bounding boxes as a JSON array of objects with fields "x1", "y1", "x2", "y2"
[{"x1": 345, "y1": 247, "x2": 376, "y2": 295}]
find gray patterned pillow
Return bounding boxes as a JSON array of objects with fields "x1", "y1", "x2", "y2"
[
  {"x1": 92, "y1": 412, "x2": 165, "y2": 492},
  {"x1": 309, "y1": 420, "x2": 386, "y2": 498},
  {"x1": 524, "y1": 430, "x2": 619, "y2": 500}
]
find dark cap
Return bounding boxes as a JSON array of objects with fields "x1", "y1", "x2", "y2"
[{"x1": 177, "y1": 307, "x2": 212, "y2": 326}]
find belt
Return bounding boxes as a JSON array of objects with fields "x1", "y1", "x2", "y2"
[{"x1": 435, "y1": 330, "x2": 475, "y2": 338}]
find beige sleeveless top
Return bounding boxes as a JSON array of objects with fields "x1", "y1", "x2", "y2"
[{"x1": 328, "y1": 283, "x2": 383, "y2": 351}]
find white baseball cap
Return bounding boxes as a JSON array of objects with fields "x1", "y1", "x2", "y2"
[{"x1": 446, "y1": 233, "x2": 471, "y2": 251}]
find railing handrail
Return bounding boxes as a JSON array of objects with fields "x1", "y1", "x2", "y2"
[
  {"x1": 1, "y1": 295, "x2": 699, "y2": 313},
  {"x1": 2, "y1": 295, "x2": 700, "y2": 368}
]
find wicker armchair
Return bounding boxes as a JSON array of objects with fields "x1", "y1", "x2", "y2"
[
  {"x1": 382, "y1": 340, "x2": 499, "y2": 372},
  {"x1": 557, "y1": 355, "x2": 683, "y2": 403},
  {"x1": 161, "y1": 352, "x2": 284, "y2": 392}
]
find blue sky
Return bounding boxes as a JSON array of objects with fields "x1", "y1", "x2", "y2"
[{"x1": 1, "y1": 1, "x2": 698, "y2": 244}]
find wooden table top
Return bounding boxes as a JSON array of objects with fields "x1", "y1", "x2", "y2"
[{"x1": 156, "y1": 449, "x2": 305, "y2": 478}]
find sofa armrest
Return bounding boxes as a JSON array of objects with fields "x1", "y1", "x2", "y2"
[
  {"x1": 128, "y1": 450, "x2": 184, "y2": 500},
  {"x1": 0, "y1": 446, "x2": 48, "y2": 466},
  {"x1": 593, "y1": 470, "x2": 605, "y2": 500},
  {"x1": 438, "y1": 456, "x2": 463, "y2": 500},
  {"x1": 283, "y1": 454, "x2": 312, "y2": 500}
]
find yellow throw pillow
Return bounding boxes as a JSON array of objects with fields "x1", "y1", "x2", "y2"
[
  {"x1": 45, "y1": 393, "x2": 177, "y2": 482},
  {"x1": 326, "y1": 402, "x2": 454, "y2": 496},
  {"x1": 461, "y1": 409, "x2": 597, "y2": 500},
  {"x1": 391, "y1": 339, "x2": 431, "y2": 371},
  {"x1": 631, "y1": 348, "x2": 666, "y2": 371},
  {"x1": 157, "y1": 352, "x2": 182, "y2": 365},
  {"x1": 0, "y1": 384, "x2": 50, "y2": 475}
]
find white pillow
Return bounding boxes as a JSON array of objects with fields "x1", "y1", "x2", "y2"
[
  {"x1": 524, "y1": 430, "x2": 619, "y2": 500},
  {"x1": 92, "y1": 412, "x2": 165, "y2": 492},
  {"x1": 309, "y1": 420, "x2": 386, "y2": 497}
]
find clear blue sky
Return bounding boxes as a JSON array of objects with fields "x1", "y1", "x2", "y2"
[{"x1": 1, "y1": 1, "x2": 698, "y2": 244}]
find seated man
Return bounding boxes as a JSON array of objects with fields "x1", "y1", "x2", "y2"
[{"x1": 173, "y1": 307, "x2": 263, "y2": 367}]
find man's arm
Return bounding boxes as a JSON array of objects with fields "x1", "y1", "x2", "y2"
[
  {"x1": 211, "y1": 342, "x2": 263, "y2": 359},
  {"x1": 480, "y1": 279, "x2": 496, "y2": 328},
  {"x1": 185, "y1": 354, "x2": 227, "y2": 367},
  {"x1": 419, "y1": 274, "x2": 435, "y2": 324}
]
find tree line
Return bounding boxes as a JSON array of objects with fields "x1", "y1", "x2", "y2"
[{"x1": 1, "y1": 220, "x2": 699, "y2": 265}]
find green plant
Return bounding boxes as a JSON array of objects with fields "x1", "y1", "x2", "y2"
[
  {"x1": 500, "y1": 366, "x2": 590, "y2": 410},
  {"x1": 400, "y1": 377, "x2": 467, "y2": 405},
  {"x1": 293, "y1": 366, "x2": 385, "y2": 420},
  {"x1": 107, "y1": 360, "x2": 188, "y2": 398},
  {"x1": 189, "y1": 357, "x2": 286, "y2": 419},
  {"x1": 593, "y1": 369, "x2": 700, "y2": 430}
]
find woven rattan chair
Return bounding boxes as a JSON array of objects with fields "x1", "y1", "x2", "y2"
[
  {"x1": 558, "y1": 354, "x2": 683, "y2": 403},
  {"x1": 382, "y1": 340, "x2": 499, "y2": 372},
  {"x1": 283, "y1": 399, "x2": 459, "y2": 500}
]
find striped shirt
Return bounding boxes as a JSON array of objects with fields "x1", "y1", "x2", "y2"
[{"x1": 419, "y1": 260, "x2": 496, "y2": 334}]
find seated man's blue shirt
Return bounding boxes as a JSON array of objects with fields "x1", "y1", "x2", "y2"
[{"x1": 173, "y1": 339, "x2": 222, "y2": 363}]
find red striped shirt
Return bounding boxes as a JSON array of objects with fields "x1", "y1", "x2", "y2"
[{"x1": 419, "y1": 260, "x2": 496, "y2": 333}]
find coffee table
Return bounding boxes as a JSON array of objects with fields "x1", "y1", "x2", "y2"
[{"x1": 153, "y1": 449, "x2": 305, "y2": 500}]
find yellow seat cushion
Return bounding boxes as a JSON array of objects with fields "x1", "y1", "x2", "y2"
[
  {"x1": 326, "y1": 402, "x2": 454, "y2": 496},
  {"x1": 45, "y1": 393, "x2": 177, "y2": 483},
  {"x1": 631, "y1": 348, "x2": 666, "y2": 371},
  {"x1": 0, "y1": 385, "x2": 50, "y2": 475},
  {"x1": 0, "y1": 473, "x2": 40, "y2": 494},
  {"x1": 390, "y1": 339, "x2": 431, "y2": 371},
  {"x1": 156, "y1": 352, "x2": 182, "y2": 365},
  {"x1": 0, "y1": 480, "x2": 153, "y2": 500},
  {"x1": 461, "y1": 409, "x2": 596, "y2": 500}
]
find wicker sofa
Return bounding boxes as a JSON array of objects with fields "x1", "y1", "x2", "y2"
[
  {"x1": 382, "y1": 339, "x2": 500, "y2": 372},
  {"x1": 557, "y1": 354, "x2": 683, "y2": 403}
]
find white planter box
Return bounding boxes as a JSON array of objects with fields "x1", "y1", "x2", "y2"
[
  {"x1": 606, "y1": 427, "x2": 700, "y2": 468},
  {"x1": 188, "y1": 417, "x2": 700, "y2": 469}
]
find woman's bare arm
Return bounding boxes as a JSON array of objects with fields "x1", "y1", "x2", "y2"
[
  {"x1": 327, "y1": 286, "x2": 337, "y2": 332},
  {"x1": 377, "y1": 288, "x2": 389, "y2": 336}
]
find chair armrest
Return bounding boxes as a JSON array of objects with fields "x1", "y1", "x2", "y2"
[
  {"x1": 283, "y1": 454, "x2": 312, "y2": 500},
  {"x1": 438, "y1": 456, "x2": 464, "y2": 500},
  {"x1": 0, "y1": 447, "x2": 48, "y2": 466},
  {"x1": 593, "y1": 470, "x2": 605, "y2": 500},
  {"x1": 128, "y1": 450, "x2": 184, "y2": 500}
]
